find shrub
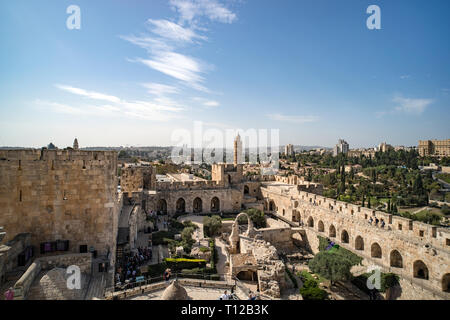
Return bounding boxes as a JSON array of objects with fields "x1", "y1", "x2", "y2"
[
  {"x1": 308, "y1": 251, "x2": 353, "y2": 285},
  {"x1": 239, "y1": 209, "x2": 267, "y2": 228},
  {"x1": 299, "y1": 279, "x2": 328, "y2": 300},
  {"x1": 164, "y1": 258, "x2": 207, "y2": 271},
  {"x1": 152, "y1": 230, "x2": 178, "y2": 245}
]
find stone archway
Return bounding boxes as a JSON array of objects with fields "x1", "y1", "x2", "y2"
[
  {"x1": 307, "y1": 216, "x2": 314, "y2": 228},
  {"x1": 318, "y1": 220, "x2": 324, "y2": 232},
  {"x1": 442, "y1": 273, "x2": 450, "y2": 292},
  {"x1": 157, "y1": 199, "x2": 167, "y2": 214},
  {"x1": 371, "y1": 242, "x2": 382, "y2": 259},
  {"x1": 176, "y1": 198, "x2": 185, "y2": 214},
  {"x1": 390, "y1": 250, "x2": 403, "y2": 268},
  {"x1": 193, "y1": 197, "x2": 203, "y2": 213},
  {"x1": 341, "y1": 230, "x2": 349, "y2": 244},
  {"x1": 229, "y1": 212, "x2": 256, "y2": 254},
  {"x1": 211, "y1": 197, "x2": 220, "y2": 212},
  {"x1": 236, "y1": 270, "x2": 257, "y2": 282},
  {"x1": 355, "y1": 236, "x2": 364, "y2": 251},
  {"x1": 269, "y1": 200, "x2": 276, "y2": 212},
  {"x1": 329, "y1": 225, "x2": 336, "y2": 238},
  {"x1": 413, "y1": 260, "x2": 429, "y2": 280},
  {"x1": 244, "y1": 185, "x2": 249, "y2": 195}
]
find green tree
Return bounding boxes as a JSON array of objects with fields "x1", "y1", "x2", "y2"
[
  {"x1": 203, "y1": 215, "x2": 222, "y2": 237},
  {"x1": 239, "y1": 208, "x2": 267, "y2": 228},
  {"x1": 308, "y1": 251, "x2": 353, "y2": 285}
]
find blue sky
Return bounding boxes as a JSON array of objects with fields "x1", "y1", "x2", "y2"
[{"x1": 0, "y1": 0, "x2": 449, "y2": 148}]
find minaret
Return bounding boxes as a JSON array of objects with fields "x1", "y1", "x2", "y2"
[
  {"x1": 73, "y1": 138, "x2": 79, "y2": 150},
  {"x1": 234, "y1": 134, "x2": 242, "y2": 165}
]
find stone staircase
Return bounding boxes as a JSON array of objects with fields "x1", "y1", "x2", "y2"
[{"x1": 84, "y1": 273, "x2": 106, "y2": 300}]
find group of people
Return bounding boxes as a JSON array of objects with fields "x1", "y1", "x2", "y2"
[
  {"x1": 116, "y1": 246, "x2": 153, "y2": 285},
  {"x1": 368, "y1": 217, "x2": 386, "y2": 228},
  {"x1": 218, "y1": 290, "x2": 258, "y2": 300}
]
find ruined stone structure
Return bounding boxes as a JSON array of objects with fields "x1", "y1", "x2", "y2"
[
  {"x1": 0, "y1": 148, "x2": 120, "y2": 269},
  {"x1": 260, "y1": 182, "x2": 450, "y2": 299}
]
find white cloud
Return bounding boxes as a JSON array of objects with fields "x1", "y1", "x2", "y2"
[
  {"x1": 55, "y1": 84, "x2": 121, "y2": 103},
  {"x1": 147, "y1": 19, "x2": 206, "y2": 43},
  {"x1": 142, "y1": 82, "x2": 180, "y2": 96},
  {"x1": 47, "y1": 85, "x2": 185, "y2": 121},
  {"x1": 393, "y1": 96, "x2": 433, "y2": 114},
  {"x1": 267, "y1": 113, "x2": 319, "y2": 123},
  {"x1": 192, "y1": 97, "x2": 219, "y2": 107},
  {"x1": 400, "y1": 75, "x2": 411, "y2": 79},
  {"x1": 170, "y1": 0, "x2": 237, "y2": 24}
]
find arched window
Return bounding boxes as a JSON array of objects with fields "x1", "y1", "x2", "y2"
[
  {"x1": 318, "y1": 221, "x2": 324, "y2": 232},
  {"x1": 355, "y1": 236, "x2": 364, "y2": 251},
  {"x1": 244, "y1": 185, "x2": 249, "y2": 194},
  {"x1": 176, "y1": 198, "x2": 185, "y2": 214},
  {"x1": 307, "y1": 216, "x2": 314, "y2": 228},
  {"x1": 269, "y1": 201, "x2": 276, "y2": 212},
  {"x1": 211, "y1": 197, "x2": 220, "y2": 212},
  {"x1": 413, "y1": 260, "x2": 429, "y2": 280},
  {"x1": 371, "y1": 243, "x2": 382, "y2": 259},
  {"x1": 157, "y1": 199, "x2": 167, "y2": 214},
  {"x1": 442, "y1": 274, "x2": 450, "y2": 293},
  {"x1": 390, "y1": 250, "x2": 403, "y2": 268},
  {"x1": 193, "y1": 197, "x2": 203, "y2": 213},
  {"x1": 329, "y1": 225, "x2": 336, "y2": 238},
  {"x1": 341, "y1": 230, "x2": 349, "y2": 244}
]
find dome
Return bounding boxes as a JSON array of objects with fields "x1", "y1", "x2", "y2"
[{"x1": 161, "y1": 280, "x2": 189, "y2": 300}]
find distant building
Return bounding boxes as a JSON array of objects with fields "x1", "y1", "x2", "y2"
[
  {"x1": 234, "y1": 134, "x2": 243, "y2": 165},
  {"x1": 377, "y1": 142, "x2": 393, "y2": 153},
  {"x1": 418, "y1": 139, "x2": 450, "y2": 158},
  {"x1": 285, "y1": 144, "x2": 294, "y2": 156},
  {"x1": 333, "y1": 139, "x2": 349, "y2": 156},
  {"x1": 73, "y1": 138, "x2": 79, "y2": 150}
]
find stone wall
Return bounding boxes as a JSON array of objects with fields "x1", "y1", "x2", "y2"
[
  {"x1": 0, "y1": 149, "x2": 120, "y2": 267},
  {"x1": 261, "y1": 186, "x2": 450, "y2": 299},
  {"x1": 0, "y1": 233, "x2": 31, "y2": 280}
]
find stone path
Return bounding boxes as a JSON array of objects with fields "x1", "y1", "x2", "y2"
[{"x1": 214, "y1": 238, "x2": 228, "y2": 276}]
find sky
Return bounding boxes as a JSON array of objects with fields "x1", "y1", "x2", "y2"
[{"x1": 0, "y1": 0, "x2": 449, "y2": 149}]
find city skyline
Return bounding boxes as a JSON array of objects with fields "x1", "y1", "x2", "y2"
[{"x1": 1, "y1": 0, "x2": 449, "y2": 148}]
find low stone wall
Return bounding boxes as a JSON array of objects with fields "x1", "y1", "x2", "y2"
[
  {"x1": 13, "y1": 252, "x2": 92, "y2": 299},
  {"x1": 13, "y1": 261, "x2": 41, "y2": 300}
]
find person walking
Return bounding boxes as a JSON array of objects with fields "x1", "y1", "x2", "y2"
[{"x1": 4, "y1": 288, "x2": 14, "y2": 300}]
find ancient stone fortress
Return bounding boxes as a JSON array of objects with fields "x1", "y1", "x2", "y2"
[{"x1": 1, "y1": 138, "x2": 449, "y2": 300}]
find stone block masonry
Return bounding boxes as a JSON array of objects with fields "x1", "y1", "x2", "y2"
[{"x1": 0, "y1": 149, "x2": 120, "y2": 267}]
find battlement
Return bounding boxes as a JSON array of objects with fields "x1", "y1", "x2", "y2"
[
  {"x1": 0, "y1": 148, "x2": 117, "y2": 162},
  {"x1": 295, "y1": 190, "x2": 450, "y2": 249},
  {"x1": 155, "y1": 179, "x2": 227, "y2": 191}
]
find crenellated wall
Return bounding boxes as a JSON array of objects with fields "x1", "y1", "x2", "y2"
[
  {"x1": 0, "y1": 149, "x2": 120, "y2": 267},
  {"x1": 261, "y1": 185, "x2": 450, "y2": 299}
]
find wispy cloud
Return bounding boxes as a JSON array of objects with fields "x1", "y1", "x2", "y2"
[
  {"x1": 121, "y1": 0, "x2": 236, "y2": 95},
  {"x1": 169, "y1": 0, "x2": 237, "y2": 24},
  {"x1": 376, "y1": 95, "x2": 434, "y2": 118},
  {"x1": 55, "y1": 84, "x2": 121, "y2": 103},
  {"x1": 142, "y1": 83, "x2": 180, "y2": 96},
  {"x1": 146, "y1": 19, "x2": 207, "y2": 43},
  {"x1": 48, "y1": 85, "x2": 185, "y2": 121},
  {"x1": 267, "y1": 113, "x2": 319, "y2": 123},
  {"x1": 393, "y1": 95, "x2": 433, "y2": 114},
  {"x1": 400, "y1": 75, "x2": 411, "y2": 80},
  {"x1": 192, "y1": 97, "x2": 219, "y2": 107}
]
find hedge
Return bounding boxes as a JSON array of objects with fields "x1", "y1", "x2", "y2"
[{"x1": 164, "y1": 258, "x2": 207, "y2": 271}]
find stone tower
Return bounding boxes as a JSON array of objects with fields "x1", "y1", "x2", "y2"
[
  {"x1": 234, "y1": 134, "x2": 242, "y2": 165},
  {"x1": 73, "y1": 138, "x2": 79, "y2": 150}
]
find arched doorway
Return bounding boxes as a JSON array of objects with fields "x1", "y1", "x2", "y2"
[
  {"x1": 244, "y1": 185, "x2": 249, "y2": 194},
  {"x1": 193, "y1": 197, "x2": 203, "y2": 213},
  {"x1": 157, "y1": 199, "x2": 167, "y2": 214},
  {"x1": 371, "y1": 243, "x2": 382, "y2": 259},
  {"x1": 341, "y1": 230, "x2": 349, "y2": 243},
  {"x1": 355, "y1": 236, "x2": 364, "y2": 251},
  {"x1": 318, "y1": 221, "x2": 324, "y2": 232},
  {"x1": 236, "y1": 270, "x2": 257, "y2": 282},
  {"x1": 269, "y1": 201, "x2": 276, "y2": 212},
  {"x1": 307, "y1": 216, "x2": 314, "y2": 228},
  {"x1": 211, "y1": 197, "x2": 220, "y2": 212},
  {"x1": 176, "y1": 198, "x2": 185, "y2": 214},
  {"x1": 329, "y1": 225, "x2": 336, "y2": 238},
  {"x1": 442, "y1": 274, "x2": 450, "y2": 292},
  {"x1": 390, "y1": 250, "x2": 403, "y2": 268},
  {"x1": 413, "y1": 260, "x2": 429, "y2": 280}
]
